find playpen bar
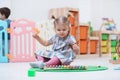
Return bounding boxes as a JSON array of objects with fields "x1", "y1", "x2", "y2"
[
  {"x1": 0, "y1": 34, "x2": 3, "y2": 56},
  {"x1": 13, "y1": 36, "x2": 17, "y2": 56},
  {"x1": 21, "y1": 35, "x2": 25, "y2": 54},
  {"x1": 19, "y1": 35, "x2": 22, "y2": 54},
  {"x1": 26, "y1": 33, "x2": 29, "y2": 55},
  {"x1": 30, "y1": 32, "x2": 33, "y2": 56},
  {"x1": 15, "y1": 36, "x2": 19, "y2": 56},
  {"x1": 4, "y1": 32, "x2": 8, "y2": 56},
  {"x1": 17, "y1": 36, "x2": 20, "y2": 55},
  {"x1": 24, "y1": 34, "x2": 26, "y2": 55},
  {"x1": 28, "y1": 33, "x2": 31, "y2": 55},
  {"x1": 2, "y1": 33, "x2": 5, "y2": 56},
  {"x1": 26, "y1": 32, "x2": 34, "y2": 56}
]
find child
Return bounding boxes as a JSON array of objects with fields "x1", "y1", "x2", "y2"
[
  {"x1": 30, "y1": 16, "x2": 79, "y2": 68},
  {"x1": 0, "y1": 7, "x2": 11, "y2": 39},
  {"x1": 0, "y1": 7, "x2": 11, "y2": 28},
  {"x1": 0, "y1": 7, "x2": 11, "y2": 54}
]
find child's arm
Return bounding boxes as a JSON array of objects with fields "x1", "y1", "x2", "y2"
[
  {"x1": 33, "y1": 34, "x2": 51, "y2": 46},
  {"x1": 72, "y1": 43, "x2": 80, "y2": 54}
]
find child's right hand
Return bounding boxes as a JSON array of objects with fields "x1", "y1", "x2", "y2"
[
  {"x1": 32, "y1": 28, "x2": 40, "y2": 39},
  {"x1": 32, "y1": 33, "x2": 39, "y2": 39}
]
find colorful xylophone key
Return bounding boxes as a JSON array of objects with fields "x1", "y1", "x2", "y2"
[{"x1": 44, "y1": 65, "x2": 87, "y2": 70}]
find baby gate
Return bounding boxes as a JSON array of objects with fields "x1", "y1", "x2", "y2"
[{"x1": 9, "y1": 19, "x2": 36, "y2": 62}]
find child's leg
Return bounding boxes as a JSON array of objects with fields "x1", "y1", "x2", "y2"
[
  {"x1": 30, "y1": 57, "x2": 61, "y2": 68},
  {"x1": 45, "y1": 57, "x2": 61, "y2": 66},
  {"x1": 30, "y1": 61, "x2": 45, "y2": 68},
  {"x1": 37, "y1": 56, "x2": 50, "y2": 62},
  {"x1": 34, "y1": 53, "x2": 44, "y2": 61},
  {"x1": 44, "y1": 57, "x2": 50, "y2": 62},
  {"x1": 37, "y1": 56, "x2": 44, "y2": 61}
]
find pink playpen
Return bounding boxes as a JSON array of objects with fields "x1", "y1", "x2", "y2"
[{"x1": 9, "y1": 19, "x2": 36, "y2": 62}]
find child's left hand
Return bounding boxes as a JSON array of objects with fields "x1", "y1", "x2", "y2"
[{"x1": 72, "y1": 44, "x2": 80, "y2": 54}]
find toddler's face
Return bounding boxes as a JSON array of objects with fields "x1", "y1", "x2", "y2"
[
  {"x1": 55, "y1": 24, "x2": 69, "y2": 38},
  {"x1": 0, "y1": 13, "x2": 5, "y2": 20}
]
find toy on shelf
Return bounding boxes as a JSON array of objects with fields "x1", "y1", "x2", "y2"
[
  {"x1": 88, "y1": 21, "x2": 93, "y2": 36},
  {"x1": 98, "y1": 18, "x2": 120, "y2": 57},
  {"x1": 109, "y1": 35, "x2": 120, "y2": 64},
  {"x1": 100, "y1": 18, "x2": 116, "y2": 31},
  {"x1": 116, "y1": 35, "x2": 120, "y2": 60}
]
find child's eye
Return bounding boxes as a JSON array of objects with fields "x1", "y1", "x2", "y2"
[
  {"x1": 57, "y1": 29, "x2": 60, "y2": 31},
  {"x1": 63, "y1": 29, "x2": 66, "y2": 31}
]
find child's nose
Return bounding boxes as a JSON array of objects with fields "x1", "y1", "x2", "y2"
[{"x1": 60, "y1": 31, "x2": 64, "y2": 33}]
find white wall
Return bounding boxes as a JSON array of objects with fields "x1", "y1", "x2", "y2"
[
  {"x1": 0, "y1": 0, "x2": 11, "y2": 18},
  {"x1": 11, "y1": 0, "x2": 80, "y2": 22},
  {"x1": 1, "y1": 0, "x2": 120, "y2": 30},
  {"x1": 91, "y1": 0, "x2": 120, "y2": 30},
  {"x1": 78, "y1": 0, "x2": 92, "y2": 23},
  {"x1": 0, "y1": 0, "x2": 11, "y2": 7}
]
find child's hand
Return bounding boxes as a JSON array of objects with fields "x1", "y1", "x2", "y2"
[
  {"x1": 32, "y1": 33, "x2": 39, "y2": 39},
  {"x1": 32, "y1": 28, "x2": 40, "y2": 39},
  {"x1": 72, "y1": 44, "x2": 80, "y2": 54},
  {"x1": 33, "y1": 28, "x2": 40, "y2": 34}
]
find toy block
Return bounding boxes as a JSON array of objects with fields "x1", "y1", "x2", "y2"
[{"x1": 28, "y1": 68, "x2": 36, "y2": 77}]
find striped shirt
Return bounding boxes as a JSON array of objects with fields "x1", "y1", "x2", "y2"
[{"x1": 36, "y1": 35, "x2": 76, "y2": 64}]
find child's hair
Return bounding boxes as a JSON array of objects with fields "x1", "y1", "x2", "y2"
[
  {"x1": 54, "y1": 16, "x2": 70, "y2": 35},
  {"x1": 0, "y1": 7, "x2": 11, "y2": 19}
]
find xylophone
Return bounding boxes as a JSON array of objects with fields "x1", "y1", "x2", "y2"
[
  {"x1": 44, "y1": 65, "x2": 87, "y2": 70},
  {"x1": 28, "y1": 65, "x2": 108, "y2": 77}
]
